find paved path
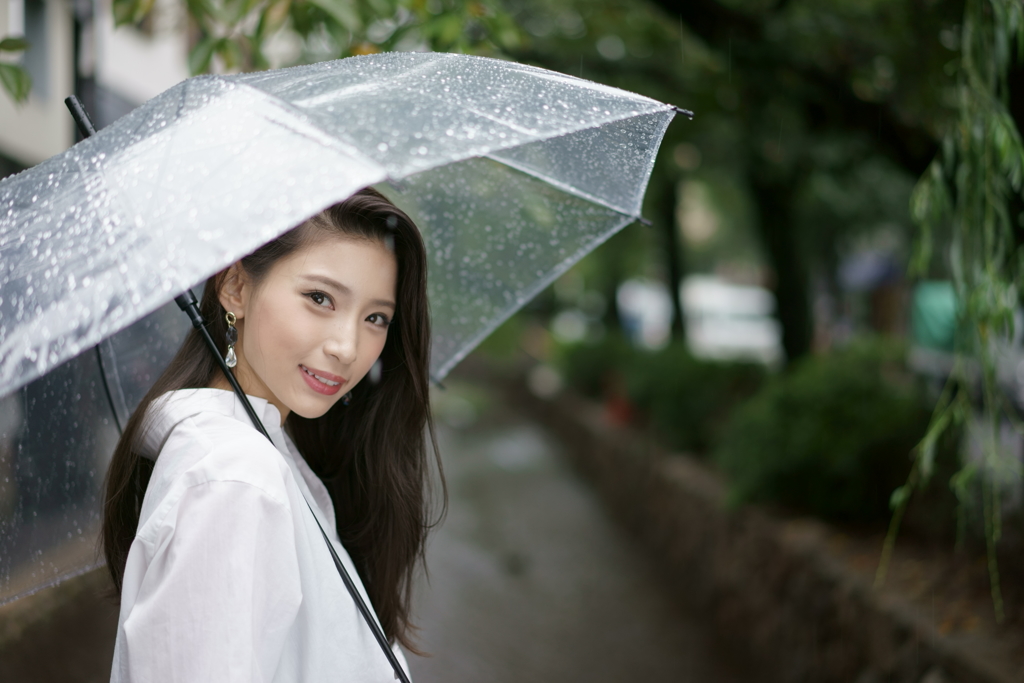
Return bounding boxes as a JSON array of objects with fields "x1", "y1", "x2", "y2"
[{"x1": 408, "y1": 381, "x2": 748, "y2": 683}]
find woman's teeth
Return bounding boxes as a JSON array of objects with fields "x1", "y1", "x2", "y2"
[{"x1": 302, "y1": 366, "x2": 340, "y2": 386}]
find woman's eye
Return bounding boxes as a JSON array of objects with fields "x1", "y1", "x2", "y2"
[
  {"x1": 306, "y1": 291, "x2": 332, "y2": 307},
  {"x1": 368, "y1": 313, "x2": 391, "y2": 327}
]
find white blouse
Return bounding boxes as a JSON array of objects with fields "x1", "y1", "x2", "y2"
[{"x1": 109, "y1": 388, "x2": 410, "y2": 683}]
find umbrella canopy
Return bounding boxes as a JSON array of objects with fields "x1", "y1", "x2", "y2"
[{"x1": 0, "y1": 52, "x2": 680, "y2": 603}]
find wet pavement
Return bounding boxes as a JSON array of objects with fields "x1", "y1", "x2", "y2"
[{"x1": 408, "y1": 380, "x2": 748, "y2": 683}]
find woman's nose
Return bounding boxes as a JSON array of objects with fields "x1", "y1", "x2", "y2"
[{"x1": 324, "y1": 320, "x2": 359, "y2": 365}]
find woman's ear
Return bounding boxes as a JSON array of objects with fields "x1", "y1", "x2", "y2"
[{"x1": 217, "y1": 263, "x2": 249, "y2": 319}]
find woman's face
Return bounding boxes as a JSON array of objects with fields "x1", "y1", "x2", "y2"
[{"x1": 217, "y1": 233, "x2": 398, "y2": 423}]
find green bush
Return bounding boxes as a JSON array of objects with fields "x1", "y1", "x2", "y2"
[
  {"x1": 556, "y1": 334, "x2": 634, "y2": 399},
  {"x1": 556, "y1": 335, "x2": 766, "y2": 454},
  {"x1": 624, "y1": 344, "x2": 766, "y2": 454},
  {"x1": 713, "y1": 338, "x2": 936, "y2": 523}
]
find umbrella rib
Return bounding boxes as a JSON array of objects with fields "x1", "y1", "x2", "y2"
[
  {"x1": 0, "y1": 560, "x2": 106, "y2": 608},
  {"x1": 417, "y1": 82, "x2": 667, "y2": 142},
  {"x1": 484, "y1": 153, "x2": 638, "y2": 219},
  {"x1": 427, "y1": 53, "x2": 673, "y2": 140},
  {"x1": 286, "y1": 54, "x2": 450, "y2": 109},
  {"x1": 394, "y1": 104, "x2": 676, "y2": 205},
  {"x1": 210, "y1": 76, "x2": 390, "y2": 171},
  {"x1": 221, "y1": 63, "x2": 671, "y2": 184}
]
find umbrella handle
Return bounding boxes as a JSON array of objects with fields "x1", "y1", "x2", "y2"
[
  {"x1": 64, "y1": 96, "x2": 130, "y2": 437},
  {"x1": 174, "y1": 289, "x2": 412, "y2": 683}
]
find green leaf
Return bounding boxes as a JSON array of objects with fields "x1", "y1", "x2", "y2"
[
  {"x1": 949, "y1": 461, "x2": 977, "y2": 503},
  {"x1": 188, "y1": 36, "x2": 219, "y2": 75},
  {"x1": 888, "y1": 484, "x2": 910, "y2": 511},
  {"x1": 216, "y1": 38, "x2": 243, "y2": 71},
  {"x1": 185, "y1": 0, "x2": 219, "y2": 36},
  {"x1": 306, "y1": 0, "x2": 361, "y2": 31},
  {"x1": 185, "y1": 0, "x2": 212, "y2": 22},
  {"x1": 421, "y1": 13, "x2": 464, "y2": 47},
  {"x1": 113, "y1": 0, "x2": 135, "y2": 25},
  {"x1": 0, "y1": 63, "x2": 32, "y2": 103},
  {"x1": 916, "y1": 408, "x2": 951, "y2": 483},
  {"x1": 226, "y1": 0, "x2": 261, "y2": 25},
  {"x1": 366, "y1": 0, "x2": 394, "y2": 17},
  {"x1": 257, "y1": 0, "x2": 292, "y2": 38},
  {"x1": 113, "y1": 0, "x2": 156, "y2": 26},
  {"x1": 0, "y1": 37, "x2": 30, "y2": 52}
]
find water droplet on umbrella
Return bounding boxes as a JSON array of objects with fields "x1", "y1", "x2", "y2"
[{"x1": 0, "y1": 52, "x2": 677, "y2": 601}]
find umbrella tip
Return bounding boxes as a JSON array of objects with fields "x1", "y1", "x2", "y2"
[
  {"x1": 672, "y1": 106, "x2": 695, "y2": 120},
  {"x1": 65, "y1": 95, "x2": 98, "y2": 138}
]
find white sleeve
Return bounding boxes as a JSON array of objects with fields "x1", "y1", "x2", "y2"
[{"x1": 122, "y1": 481, "x2": 303, "y2": 683}]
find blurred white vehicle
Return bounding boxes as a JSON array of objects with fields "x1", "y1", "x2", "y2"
[
  {"x1": 616, "y1": 278, "x2": 675, "y2": 350},
  {"x1": 681, "y1": 275, "x2": 782, "y2": 365}
]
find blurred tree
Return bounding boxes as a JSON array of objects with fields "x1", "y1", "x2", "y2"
[
  {"x1": 0, "y1": 37, "x2": 32, "y2": 103},
  {"x1": 113, "y1": 0, "x2": 522, "y2": 73},
  {"x1": 650, "y1": 161, "x2": 686, "y2": 338},
  {"x1": 648, "y1": 0, "x2": 960, "y2": 360},
  {"x1": 508, "y1": 0, "x2": 958, "y2": 361},
  {"x1": 548, "y1": 0, "x2": 1024, "y2": 625}
]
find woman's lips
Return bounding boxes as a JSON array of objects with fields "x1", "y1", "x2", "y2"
[{"x1": 299, "y1": 365, "x2": 345, "y2": 396}]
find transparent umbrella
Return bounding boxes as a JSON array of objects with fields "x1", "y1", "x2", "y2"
[{"x1": 0, "y1": 52, "x2": 685, "y2": 604}]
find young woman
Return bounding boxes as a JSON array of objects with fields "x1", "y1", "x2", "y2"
[{"x1": 102, "y1": 187, "x2": 441, "y2": 682}]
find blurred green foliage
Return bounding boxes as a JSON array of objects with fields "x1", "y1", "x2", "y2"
[
  {"x1": 894, "y1": 0, "x2": 1024, "y2": 620},
  {"x1": 713, "y1": 338, "x2": 943, "y2": 523},
  {"x1": 554, "y1": 334, "x2": 949, "y2": 524},
  {"x1": 0, "y1": 37, "x2": 32, "y2": 103},
  {"x1": 556, "y1": 335, "x2": 765, "y2": 454},
  {"x1": 501, "y1": 0, "x2": 956, "y2": 362},
  {"x1": 552, "y1": 329, "x2": 963, "y2": 528},
  {"x1": 115, "y1": 0, "x2": 522, "y2": 74},
  {"x1": 473, "y1": 311, "x2": 529, "y2": 361},
  {"x1": 555, "y1": 334, "x2": 633, "y2": 398},
  {"x1": 625, "y1": 342, "x2": 766, "y2": 453}
]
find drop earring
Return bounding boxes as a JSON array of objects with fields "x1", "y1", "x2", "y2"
[
  {"x1": 224, "y1": 311, "x2": 238, "y2": 368},
  {"x1": 341, "y1": 391, "x2": 352, "y2": 406}
]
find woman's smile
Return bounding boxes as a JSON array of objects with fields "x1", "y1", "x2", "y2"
[{"x1": 300, "y1": 364, "x2": 346, "y2": 395}]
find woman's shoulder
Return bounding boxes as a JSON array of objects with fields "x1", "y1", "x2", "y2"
[
  {"x1": 139, "y1": 390, "x2": 296, "y2": 521},
  {"x1": 165, "y1": 412, "x2": 289, "y2": 491}
]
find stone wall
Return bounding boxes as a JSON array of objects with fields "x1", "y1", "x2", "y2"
[{"x1": 509, "y1": 383, "x2": 1018, "y2": 683}]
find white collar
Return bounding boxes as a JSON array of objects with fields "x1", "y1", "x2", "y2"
[{"x1": 139, "y1": 388, "x2": 285, "y2": 461}]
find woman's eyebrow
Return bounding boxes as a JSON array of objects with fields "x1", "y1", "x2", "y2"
[{"x1": 300, "y1": 274, "x2": 396, "y2": 310}]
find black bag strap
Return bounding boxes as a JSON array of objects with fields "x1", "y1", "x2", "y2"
[{"x1": 175, "y1": 290, "x2": 411, "y2": 683}]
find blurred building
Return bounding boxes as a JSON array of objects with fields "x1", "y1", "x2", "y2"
[
  {"x1": 0, "y1": 0, "x2": 189, "y2": 170},
  {"x1": 612, "y1": 275, "x2": 783, "y2": 364},
  {"x1": 681, "y1": 274, "x2": 782, "y2": 364}
]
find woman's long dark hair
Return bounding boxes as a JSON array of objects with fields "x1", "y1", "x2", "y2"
[{"x1": 101, "y1": 187, "x2": 442, "y2": 650}]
